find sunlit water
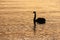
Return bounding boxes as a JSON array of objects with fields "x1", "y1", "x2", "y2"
[{"x1": 0, "y1": 0, "x2": 60, "y2": 40}]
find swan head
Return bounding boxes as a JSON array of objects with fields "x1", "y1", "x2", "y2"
[{"x1": 33, "y1": 11, "x2": 36, "y2": 14}]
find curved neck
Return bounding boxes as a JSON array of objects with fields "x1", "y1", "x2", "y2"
[{"x1": 34, "y1": 12, "x2": 36, "y2": 20}]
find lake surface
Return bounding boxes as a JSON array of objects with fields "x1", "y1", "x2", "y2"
[{"x1": 0, "y1": 0, "x2": 60, "y2": 40}]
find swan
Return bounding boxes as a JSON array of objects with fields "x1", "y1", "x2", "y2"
[{"x1": 33, "y1": 11, "x2": 46, "y2": 34}]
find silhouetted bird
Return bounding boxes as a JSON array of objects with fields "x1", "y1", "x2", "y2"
[
  {"x1": 33, "y1": 11, "x2": 46, "y2": 24},
  {"x1": 33, "y1": 11, "x2": 46, "y2": 34}
]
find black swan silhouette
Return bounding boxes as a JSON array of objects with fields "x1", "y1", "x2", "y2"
[{"x1": 33, "y1": 11, "x2": 46, "y2": 34}]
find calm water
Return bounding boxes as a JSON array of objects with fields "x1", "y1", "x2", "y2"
[{"x1": 0, "y1": 0, "x2": 60, "y2": 40}]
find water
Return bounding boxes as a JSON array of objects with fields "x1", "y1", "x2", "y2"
[{"x1": 0, "y1": 0, "x2": 60, "y2": 40}]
